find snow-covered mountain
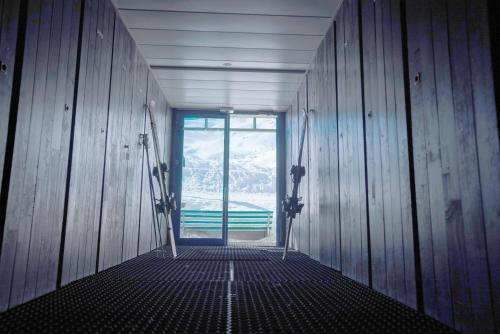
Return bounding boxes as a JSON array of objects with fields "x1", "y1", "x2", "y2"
[{"x1": 182, "y1": 130, "x2": 276, "y2": 193}]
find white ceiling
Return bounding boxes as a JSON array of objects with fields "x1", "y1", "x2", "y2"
[{"x1": 112, "y1": 0, "x2": 340, "y2": 112}]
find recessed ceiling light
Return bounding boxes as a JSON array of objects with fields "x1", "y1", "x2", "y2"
[{"x1": 223, "y1": 62, "x2": 232, "y2": 67}]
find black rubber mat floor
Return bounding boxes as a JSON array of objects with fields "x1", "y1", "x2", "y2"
[{"x1": 0, "y1": 246, "x2": 457, "y2": 333}]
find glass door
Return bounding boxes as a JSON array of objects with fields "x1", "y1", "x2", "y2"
[
  {"x1": 172, "y1": 112, "x2": 278, "y2": 246},
  {"x1": 172, "y1": 113, "x2": 228, "y2": 245},
  {"x1": 228, "y1": 115, "x2": 277, "y2": 246}
]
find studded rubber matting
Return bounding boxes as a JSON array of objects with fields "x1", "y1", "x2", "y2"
[
  {"x1": 0, "y1": 246, "x2": 457, "y2": 333},
  {"x1": 176, "y1": 247, "x2": 269, "y2": 261}
]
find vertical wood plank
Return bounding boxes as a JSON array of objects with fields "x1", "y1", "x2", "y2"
[
  {"x1": 407, "y1": 0, "x2": 498, "y2": 331},
  {"x1": 337, "y1": 0, "x2": 369, "y2": 285},
  {"x1": 122, "y1": 47, "x2": 148, "y2": 262},
  {"x1": 446, "y1": 0, "x2": 494, "y2": 331},
  {"x1": 361, "y1": 0, "x2": 416, "y2": 308},
  {"x1": 466, "y1": 0, "x2": 500, "y2": 330},
  {"x1": 328, "y1": 21, "x2": 341, "y2": 271},
  {"x1": 390, "y1": 0, "x2": 416, "y2": 308},
  {"x1": 0, "y1": 0, "x2": 81, "y2": 309},
  {"x1": 99, "y1": 16, "x2": 134, "y2": 270},
  {"x1": 62, "y1": 0, "x2": 115, "y2": 286},
  {"x1": 0, "y1": 0, "x2": 21, "y2": 195}
]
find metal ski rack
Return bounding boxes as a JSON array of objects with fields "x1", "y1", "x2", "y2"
[
  {"x1": 146, "y1": 101, "x2": 177, "y2": 258},
  {"x1": 282, "y1": 108, "x2": 310, "y2": 260}
]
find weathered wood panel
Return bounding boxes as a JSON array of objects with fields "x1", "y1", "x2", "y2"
[
  {"x1": 99, "y1": 16, "x2": 136, "y2": 270},
  {"x1": 326, "y1": 22, "x2": 341, "y2": 271},
  {"x1": 336, "y1": 0, "x2": 369, "y2": 285},
  {"x1": 407, "y1": 0, "x2": 499, "y2": 332},
  {"x1": 310, "y1": 22, "x2": 341, "y2": 269},
  {"x1": 360, "y1": 0, "x2": 416, "y2": 307},
  {"x1": 307, "y1": 41, "x2": 321, "y2": 262},
  {"x1": 121, "y1": 47, "x2": 148, "y2": 262},
  {"x1": 0, "y1": 0, "x2": 81, "y2": 310},
  {"x1": 467, "y1": 1, "x2": 500, "y2": 331},
  {"x1": 62, "y1": 0, "x2": 115, "y2": 286},
  {"x1": 0, "y1": 0, "x2": 21, "y2": 197}
]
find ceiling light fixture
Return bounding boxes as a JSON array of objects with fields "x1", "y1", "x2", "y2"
[{"x1": 220, "y1": 107, "x2": 234, "y2": 114}]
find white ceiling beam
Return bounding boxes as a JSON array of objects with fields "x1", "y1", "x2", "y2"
[
  {"x1": 130, "y1": 29, "x2": 322, "y2": 50},
  {"x1": 119, "y1": 10, "x2": 332, "y2": 35},
  {"x1": 157, "y1": 80, "x2": 299, "y2": 92},
  {"x1": 114, "y1": 0, "x2": 341, "y2": 18},
  {"x1": 140, "y1": 45, "x2": 314, "y2": 64}
]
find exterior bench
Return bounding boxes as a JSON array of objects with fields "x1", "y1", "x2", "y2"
[{"x1": 180, "y1": 210, "x2": 273, "y2": 238}]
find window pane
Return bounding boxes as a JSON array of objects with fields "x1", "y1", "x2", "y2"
[
  {"x1": 256, "y1": 117, "x2": 276, "y2": 130},
  {"x1": 230, "y1": 117, "x2": 254, "y2": 129},
  {"x1": 180, "y1": 129, "x2": 224, "y2": 239},
  {"x1": 207, "y1": 118, "x2": 224, "y2": 129},
  {"x1": 184, "y1": 117, "x2": 205, "y2": 128},
  {"x1": 228, "y1": 130, "x2": 276, "y2": 245}
]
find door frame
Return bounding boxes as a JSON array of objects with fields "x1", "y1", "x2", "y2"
[
  {"x1": 170, "y1": 110, "x2": 284, "y2": 246},
  {"x1": 170, "y1": 110, "x2": 229, "y2": 246}
]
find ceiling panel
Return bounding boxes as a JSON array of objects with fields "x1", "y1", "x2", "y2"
[
  {"x1": 158, "y1": 80, "x2": 299, "y2": 92},
  {"x1": 148, "y1": 59, "x2": 307, "y2": 70},
  {"x1": 113, "y1": 0, "x2": 337, "y2": 111},
  {"x1": 140, "y1": 45, "x2": 314, "y2": 64},
  {"x1": 167, "y1": 97, "x2": 291, "y2": 109},
  {"x1": 170, "y1": 102, "x2": 289, "y2": 112},
  {"x1": 114, "y1": 0, "x2": 341, "y2": 17},
  {"x1": 153, "y1": 69, "x2": 304, "y2": 83},
  {"x1": 119, "y1": 10, "x2": 332, "y2": 35},
  {"x1": 130, "y1": 29, "x2": 322, "y2": 50},
  {"x1": 164, "y1": 89, "x2": 294, "y2": 101}
]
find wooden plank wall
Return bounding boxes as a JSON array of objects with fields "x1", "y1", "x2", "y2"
[
  {"x1": 336, "y1": 0, "x2": 369, "y2": 285},
  {"x1": 121, "y1": 41, "x2": 149, "y2": 263},
  {"x1": 98, "y1": 14, "x2": 153, "y2": 270},
  {"x1": 286, "y1": 0, "x2": 500, "y2": 332},
  {"x1": 361, "y1": 0, "x2": 416, "y2": 307},
  {"x1": 98, "y1": 15, "x2": 135, "y2": 270},
  {"x1": 0, "y1": 0, "x2": 173, "y2": 310},
  {"x1": 313, "y1": 23, "x2": 341, "y2": 270},
  {"x1": 0, "y1": 0, "x2": 22, "y2": 197},
  {"x1": 62, "y1": 0, "x2": 115, "y2": 286},
  {"x1": 0, "y1": 0, "x2": 82, "y2": 310},
  {"x1": 307, "y1": 41, "x2": 321, "y2": 262},
  {"x1": 407, "y1": 0, "x2": 499, "y2": 332}
]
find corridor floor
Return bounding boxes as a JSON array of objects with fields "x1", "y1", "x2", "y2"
[{"x1": 0, "y1": 246, "x2": 456, "y2": 333}]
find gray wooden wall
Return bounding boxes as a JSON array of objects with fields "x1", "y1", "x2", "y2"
[
  {"x1": 285, "y1": 0, "x2": 500, "y2": 333},
  {"x1": 0, "y1": 0, "x2": 22, "y2": 200},
  {"x1": 0, "y1": 0, "x2": 173, "y2": 311}
]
